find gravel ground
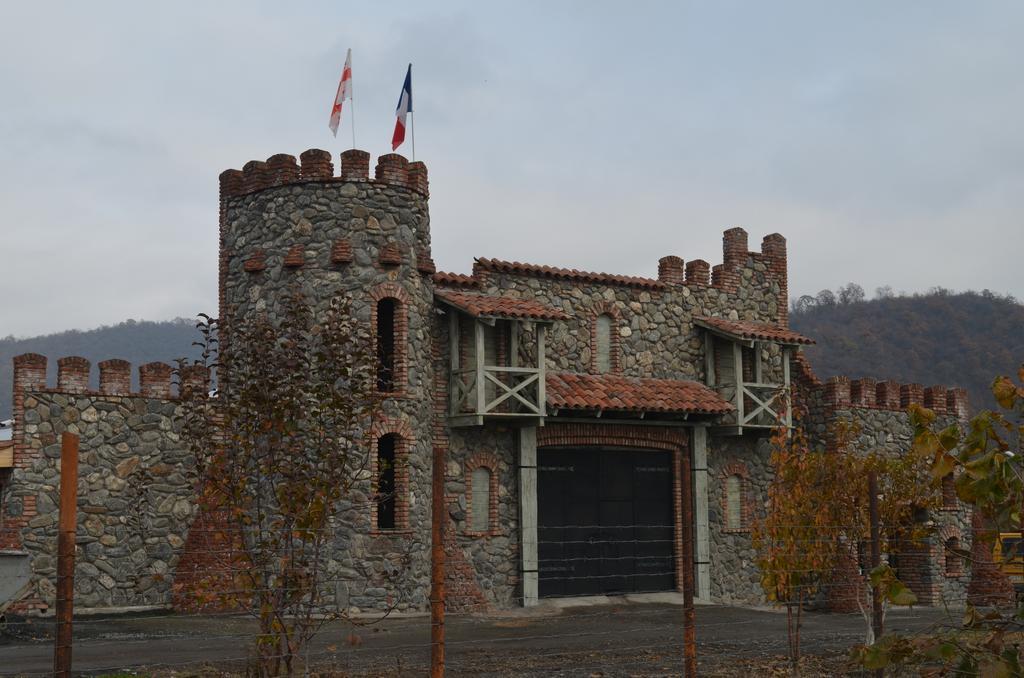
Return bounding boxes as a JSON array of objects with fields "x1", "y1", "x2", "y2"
[{"x1": 0, "y1": 601, "x2": 958, "y2": 676}]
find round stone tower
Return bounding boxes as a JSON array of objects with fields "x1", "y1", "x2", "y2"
[{"x1": 217, "y1": 149, "x2": 436, "y2": 611}]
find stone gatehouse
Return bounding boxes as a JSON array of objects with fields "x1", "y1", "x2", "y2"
[{"x1": 0, "y1": 148, "x2": 987, "y2": 614}]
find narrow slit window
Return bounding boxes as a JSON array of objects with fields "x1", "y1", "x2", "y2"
[
  {"x1": 377, "y1": 434, "x2": 397, "y2": 529},
  {"x1": 726, "y1": 475, "x2": 743, "y2": 530},
  {"x1": 376, "y1": 298, "x2": 396, "y2": 392},
  {"x1": 595, "y1": 314, "x2": 613, "y2": 373},
  {"x1": 471, "y1": 467, "x2": 492, "y2": 532},
  {"x1": 945, "y1": 537, "x2": 962, "y2": 576}
]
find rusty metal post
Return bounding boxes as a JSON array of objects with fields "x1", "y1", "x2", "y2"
[
  {"x1": 868, "y1": 470, "x2": 883, "y2": 677},
  {"x1": 682, "y1": 451, "x2": 697, "y2": 677},
  {"x1": 54, "y1": 431, "x2": 79, "y2": 678},
  {"x1": 430, "y1": 445, "x2": 446, "y2": 678}
]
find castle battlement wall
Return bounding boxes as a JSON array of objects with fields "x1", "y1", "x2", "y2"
[
  {"x1": 820, "y1": 374, "x2": 969, "y2": 418},
  {"x1": 463, "y1": 227, "x2": 787, "y2": 309},
  {"x1": 12, "y1": 353, "x2": 204, "y2": 400},
  {"x1": 219, "y1": 149, "x2": 429, "y2": 200},
  {"x1": 4, "y1": 353, "x2": 194, "y2": 614}
]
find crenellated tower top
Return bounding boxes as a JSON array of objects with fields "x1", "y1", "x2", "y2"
[{"x1": 219, "y1": 149, "x2": 429, "y2": 200}]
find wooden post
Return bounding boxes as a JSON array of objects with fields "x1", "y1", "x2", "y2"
[
  {"x1": 448, "y1": 312, "x2": 460, "y2": 416},
  {"x1": 430, "y1": 445, "x2": 446, "y2": 678},
  {"x1": 733, "y1": 342, "x2": 745, "y2": 428},
  {"x1": 682, "y1": 451, "x2": 697, "y2": 677},
  {"x1": 869, "y1": 469, "x2": 883, "y2": 674},
  {"x1": 536, "y1": 323, "x2": 546, "y2": 416},
  {"x1": 509, "y1": 320, "x2": 519, "y2": 368},
  {"x1": 475, "y1": 319, "x2": 486, "y2": 415},
  {"x1": 54, "y1": 431, "x2": 79, "y2": 678},
  {"x1": 703, "y1": 333, "x2": 715, "y2": 387},
  {"x1": 782, "y1": 347, "x2": 792, "y2": 428},
  {"x1": 752, "y1": 341, "x2": 763, "y2": 384}
]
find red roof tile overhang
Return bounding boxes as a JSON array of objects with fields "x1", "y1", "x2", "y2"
[
  {"x1": 546, "y1": 372, "x2": 732, "y2": 418},
  {"x1": 694, "y1": 316, "x2": 815, "y2": 346},
  {"x1": 434, "y1": 289, "x2": 568, "y2": 322}
]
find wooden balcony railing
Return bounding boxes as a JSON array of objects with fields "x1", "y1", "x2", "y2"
[
  {"x1": 717, "y1": 382, "x2": 791, "y2": 429},
  {"x1": 450, "y1": 365, "x2": 544, "y2": 418}
]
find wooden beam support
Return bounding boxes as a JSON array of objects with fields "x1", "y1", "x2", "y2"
[
  {"x1": 782, "y1": 347, "x2": 792, "y2": 428},
  {"x1": 475, "y1": 319, "x2": 486, "y2": 416},
  {"x1": 448, "y1": 312, "x2": 460, "y2": 416},
  {"x1": 752, "y1": 341, "x2": 763, "y2": 385},
  {"x1": 510, "y1": 320, "x2": 520, "y2": 368},
  {"x1": 732, "y1": 341, "x2": 745, "y2": 429},
  {"x1": 704, "y1": 333, "x2": 715, "y2": 387},
  {"x1": 536, "y1": 323, "x2": 546, "y2": 418}
]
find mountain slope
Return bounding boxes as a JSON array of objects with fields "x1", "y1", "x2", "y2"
[
  {"x1": 791, "y1": 290, "x2": 1024, "y2": 412},
  {"x1": 2, "y1": 291, "x2": 1021, "y2": 419},
  {"x1": 0, "y1": 319, "x2": 203, "y2": 419}
]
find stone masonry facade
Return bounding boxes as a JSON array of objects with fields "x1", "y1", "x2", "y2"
[{"x1": 0, "y1": 147, "x2": 999, "y2": 616}]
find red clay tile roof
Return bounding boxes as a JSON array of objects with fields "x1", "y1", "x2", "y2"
[
  {"x1": 432, "y1": 271, "x2": 478, "y2": 288},
  {"x1": 546, "y1": 372, "x2": 732, "y2": 415},
  {"x1": 474, "y1": 258, "x2": 665, "y2": 290},
  {"x1": 435, "y1": 289, "x2": 568, "y2": 321},
  {"x1": 694, "y1": 316, "x2": 815, "y2": 345}
]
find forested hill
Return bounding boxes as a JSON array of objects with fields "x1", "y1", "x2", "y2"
[
  {"x1": 791, "y1": 288, "x2": 1024, "y2": 412},
  {"x1": 0, "y1": 319, "x2": 202, "y2": 419},
  {"x1": 2, "y1": 290, "x2": 1022, "y2": 418}
]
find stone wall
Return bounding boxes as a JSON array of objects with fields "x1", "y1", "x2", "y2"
[
  {"x1": 706, "y1": 435, "x2": 773, "y2": 604},
  {"x1": 804, "y1": 373, "x2": 975, "y2": 609},
  {"x1": 446, "y1": 426, "x2": 519, "y2": 607},
  {"x1": 1, "y1": 355, "x2": 192, "y2": 613},
  {"x1": 465, "y1": 227, "x2": 789, "y2": 386}
]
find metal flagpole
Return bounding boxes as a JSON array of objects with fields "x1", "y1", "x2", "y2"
[
  {"x1": 350, "y1": 88, "x2": 357, "y2": 150},
  {"x1": 409, "y1": 64, "x2": 415, "y2": 161}
]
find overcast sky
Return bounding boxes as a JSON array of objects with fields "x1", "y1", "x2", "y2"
[{"x1": 2, "y1": 1, "x2": 1022, "y2": 337}]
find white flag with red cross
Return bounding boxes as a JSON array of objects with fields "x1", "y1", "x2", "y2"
[{"x1": 329, "y1": 49, "x2": 353, "y2": 137}]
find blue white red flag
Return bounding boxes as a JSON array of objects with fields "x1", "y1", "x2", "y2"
[
  {"x1": 391, "y1": 64, "x2": 412, "y2": 151},
  {"x1": 329, "y1": 48, "x2": 353, "y2": 137}
]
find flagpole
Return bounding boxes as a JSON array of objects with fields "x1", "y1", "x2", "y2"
[
  {"x1": 409, "y1": 63, "x2": 415, "y2": 162},
  {"x1": 350, "y1": 92, "x2": 357, "y2": 150},
  {"x1": 350, "y1": 51, "x2": 356, "y2": 149}
]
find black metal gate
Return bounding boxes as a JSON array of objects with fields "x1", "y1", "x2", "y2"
[{"x1": 537, "y1": 448, "x2": 674, "y2": 597}]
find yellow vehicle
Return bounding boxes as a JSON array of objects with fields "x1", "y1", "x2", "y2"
[{"x1": 993, "y1": 533, "x2": 1024, "y2": 592}]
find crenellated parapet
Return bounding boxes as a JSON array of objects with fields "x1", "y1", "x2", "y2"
[
  {"x1": 460, "y1": 226, "x2": 789, "y2": 324},
  {"x1": 219, "y1": 148, "x2": 429, "y2": 200},
  {"x1": 820, "y1": 374, "x2": 969, "y2": 418},
  {"x1": 11, "y1": 354, "x2": 206, "y2": 400}
]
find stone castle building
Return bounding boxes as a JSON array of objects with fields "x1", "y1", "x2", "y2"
[{"x1": 0, "y1": 148, "x2": 996, "y2": 615}]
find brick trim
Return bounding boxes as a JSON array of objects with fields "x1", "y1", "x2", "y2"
[
  {"x1": 368, "y1": 418, "x2": 413, "y2": 534},
  {"x1": 720, "y1": 461, "x2": 754, "y2": 534},
  {"x1": 464, "y1": 453, "x2": 501, "y2": 537},
  {"x1": 940, "y1": 474, "x2": 958, "y2": 511},
  {"x1": 937, "y1": 525, "x2": 965, "y2": 578},
  {"x1": 537, "y1": 423, "x2": 688, "y2": 451},
  {"x1": 369, "y1": 283, "x2": 410, "y2": 397},
  {"x1": 589, "y1": 301, "x2": 622, "y2": 375}
]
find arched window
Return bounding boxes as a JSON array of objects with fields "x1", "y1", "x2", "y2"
[
  {"x1": 376, "y1": 434, "x2": 397, "y2": 529},
  {"x1": 376, "y1": 298, "x2": 396, "y2": 392},
  {"x1": 471, "y1": 467, "x2": 492, "y2": 532},
  {"x1": 726, "y1": 475, "x2": 743, "y2": 530},
  {"x1": 945, "y1": 537, "x2": 963, "y2": 577},
  {"x1": 595, "y1": 314, "x2": 613, "y2": 373}
]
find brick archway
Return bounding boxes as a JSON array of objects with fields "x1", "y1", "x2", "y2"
[{"x1": 537, "y1": 423, "x2": 690, "y2": 593}]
